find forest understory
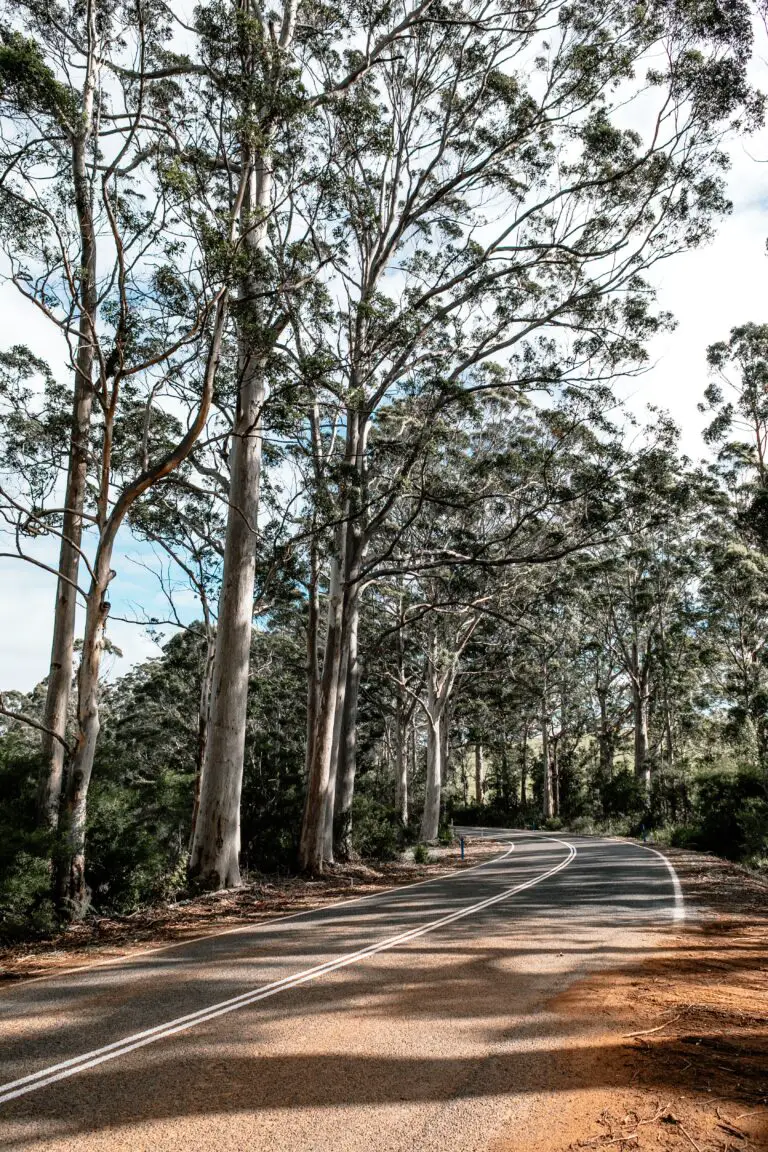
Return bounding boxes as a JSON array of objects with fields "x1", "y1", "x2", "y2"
[{"x1": 497, "y1": 847, "x2": 768, "y2": 1152}]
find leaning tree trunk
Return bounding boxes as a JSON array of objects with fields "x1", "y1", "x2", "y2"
[
  {"x1": 39, "y1": 127, "x2": 98, "y2": 831},
  {"x1": 56, "y1": 537, "x2": 114, "y2": 914},
  {"x1": 188, "y1": 154, "x2": 271, "y2": 889}
]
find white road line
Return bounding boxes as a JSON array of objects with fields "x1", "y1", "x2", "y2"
[
  {"x1": 2, "y1": 841, "x2": 517, "y2": 991},
  {"x1": 0, "y1": 838, "x2": 575, "y2": 1106},
  {"x1": 469, "y1": 828, "x2": 685, "y2": 923},
  {"x1": 634, "y1": 844, "x2": 685, "y2": 923}
]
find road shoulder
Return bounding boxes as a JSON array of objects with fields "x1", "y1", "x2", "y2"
[{"x1": 492, "y1": 846, "x2": 768, "y2": 1152}]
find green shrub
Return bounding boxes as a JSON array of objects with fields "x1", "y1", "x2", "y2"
[
  {"x1": 0, "y1": 852, "x2": 57, "y2": 941},
  {"x1": 350, "y1": 796, "x2": 403, "y2": 861},
  {"x1": 413, "y1": 842, "x2": 430, "y2": 864},
  {"x1": 567, "y1": 816, "x2": 598, "y2": 836},
  {"x1": 437, "y1": 823, "x2": 453, "y2": 845},
  {"x1": 689, "y1": 770, "x2": 768, "y2": 862},
  {"x1": 669, "y1": 824, "x2": 701, "y2": 849},
  {"x1": 601, "y1": 771, "x2": 646, "y2": 820}
]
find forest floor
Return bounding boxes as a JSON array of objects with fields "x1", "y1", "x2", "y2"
[
  {"x1": 503, "y1": 845, "x2": 768, "y2": 1152},
  {"x1": 0, "y1": 840, "x2": 499, "y2": 982}
]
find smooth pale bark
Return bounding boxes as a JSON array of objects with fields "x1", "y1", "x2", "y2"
[
  {"x1": 394, "y1": 694, "x2": 408, "y2": 825},
  {"x1": 519, "y1": 721, "x2": 529, "y2": 807},
  {"x1": 305, "y1": 534, "x2": 320, "y2": 779},
  {"x1": 440, "y1": 703, "x2": 450, "y2": 788},
  {"x1": 189, "y1": 628, "x2": 216, "y2": 851},
  {"x1": 299, "y1": 527, "x2": 346, "y2": 873},
  {"x1": 321, "y1": 595, "x2": 348, "y2": 864},
  {"x1": 474, "y1": 742, "x2": 484, "y2": 805},
  {"x1": 597, "y1": 688, "x2": 614, "y2": 780},
  {"x1": 630, "y1": 640, "x2": 652, "y2": 793},
  {"x1": 56, "y1": 549, "x2": 111, "y2": 911},
  {"x1": 632, "y1": 679, "x2": 651, "y2": 792},
  {"x1": 39, "y1": 53, "x2": 99, "y2": 831},
  {"x1": 300, "y1": 407, "x2": 363, "y2": 873},
  {"x1": 299, "y1": 548, "x2": 344, "y2": 872},
  {"x1": 498, "y1": 725, "x2": 509, "y2": 807},
  {"x1": 421, "y1": 723, "x2": 442, "y2": 841},
  {"x1": 408, "y1": 717, "x2": 417, "y2": 804},
  {"x1": 551, "y1": 734, "x2": 560, "y2": 816},
  {"x1": 189, "y1": 156, "x2": 271, "y2": 889},
  {"x1": 657, "y1": 619, "x2": 675, "y2": 775},
  {"x1": 420, "y1": 659, "x2": 443, "y2": 841},
  {"x1": 334, "y1": 583, "x2": 360, "y2": 860},
  {"x1": 542, "y1": 701, "x2": 554, "y2": 821},
  {"x1": 56, "y1": 293, "x2": 228, "y2": 914}
]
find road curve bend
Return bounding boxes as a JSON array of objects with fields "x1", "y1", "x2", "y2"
[{"x1": 0, "y1": 832, "x2": 683, "y2": 1152}]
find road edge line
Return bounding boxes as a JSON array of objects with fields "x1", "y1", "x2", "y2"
[{"x1": 0, "y1": 838, "x2": 575, "y2": 1105}]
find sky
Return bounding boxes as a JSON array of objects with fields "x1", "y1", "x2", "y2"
[{"x1": 2, "y1": 48, "x2": 768, "y2": 694}]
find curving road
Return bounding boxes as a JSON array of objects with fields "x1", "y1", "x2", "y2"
[{"x1": 0, "y1": 832, "x2": 683, "y2": 1151}]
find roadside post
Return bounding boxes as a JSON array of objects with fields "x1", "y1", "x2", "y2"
[{"x1": 460, "y1": 836, "x2": 465, "y2": 861}]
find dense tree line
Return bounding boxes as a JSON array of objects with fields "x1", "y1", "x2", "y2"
[{"x1": 0, "y1": 0, "x2": 766, "y2": 936}]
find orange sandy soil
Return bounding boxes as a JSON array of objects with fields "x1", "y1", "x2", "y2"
[
  {"x1": 0, "y1": 841, "x2": 499, "y2": 982},
  {"x1": 496, "y1": 847, "x2": 768, "y2": 1152}
]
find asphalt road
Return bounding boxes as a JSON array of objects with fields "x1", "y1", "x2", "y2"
[{"x1": 0, "y1": 832, "x2": 684, "y2": 1151}]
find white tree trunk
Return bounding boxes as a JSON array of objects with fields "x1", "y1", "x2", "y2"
[
  {"x1": 189, "y1": 628, "x2": 216, "y2": 851},
  {"x1": 300, "y1": 408, "x2": 363, "y2": 872},
  {"x1": 188, "y1": 155, "x2": 271, "y2": 888},
  {"x1": 334, "y1": 583, "x2": 360, "y2": 859},
  {"x1": 632, "y1": 679, "x2": 651, "y2": 792},
  {"x1": 40, "y1": 56, "x2": 99, "y2": 831},
  {"x1": 56, "y1": 542, "x2": 113, "y2": 914},
  {"x1": 321, "y1": 560, "x2": 349, "y2": 864},
  {"x1": 420, "y1": 663, "x2": 443, "y2": 841},
  {"x1": 394, "y1": 695, "x2": 408, "y2": 825},
  {"x1": 299, "y1": 530, "x2": 346, "y2": 873},
  {"x1": 542, "y1": 702, "x2": 554, "y2": 821}
]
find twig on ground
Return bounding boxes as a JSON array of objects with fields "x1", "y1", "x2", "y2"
[
  {"x1": 579, "y1": 1136, "x2": 639, "y2": 1147},
  {"x1": 623, "y1": 1014, "x2": 682, "y2": 1038},
  {"x1": 679, "y1": 1124, "x2": 703, "y2": 1152},
  {"x1": 638, "y1": 1102, "x2": 672, "y2": 1125}
]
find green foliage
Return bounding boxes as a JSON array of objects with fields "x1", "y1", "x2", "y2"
[
  {"x1": 0, "y1": 731, "x2": 55, "y2": 941},
  {"x1": 0, "y1": 28, "x2": 75, "y2": 122},
  {"x1": 600, "y1": 771, "x2": 647, "y2": 820},
  {"x1": 413, "y1": 842, "x2": 430, "y2": 865},
  {"x1": 0, "y1": 853, "x2": 57, "y2": 941},
  {"x1": 350, "y1": 797, "x2": 403, "y2": 862},
  {"x1": 682, "y1": 770, "x2": 768, "y2": 863}
]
